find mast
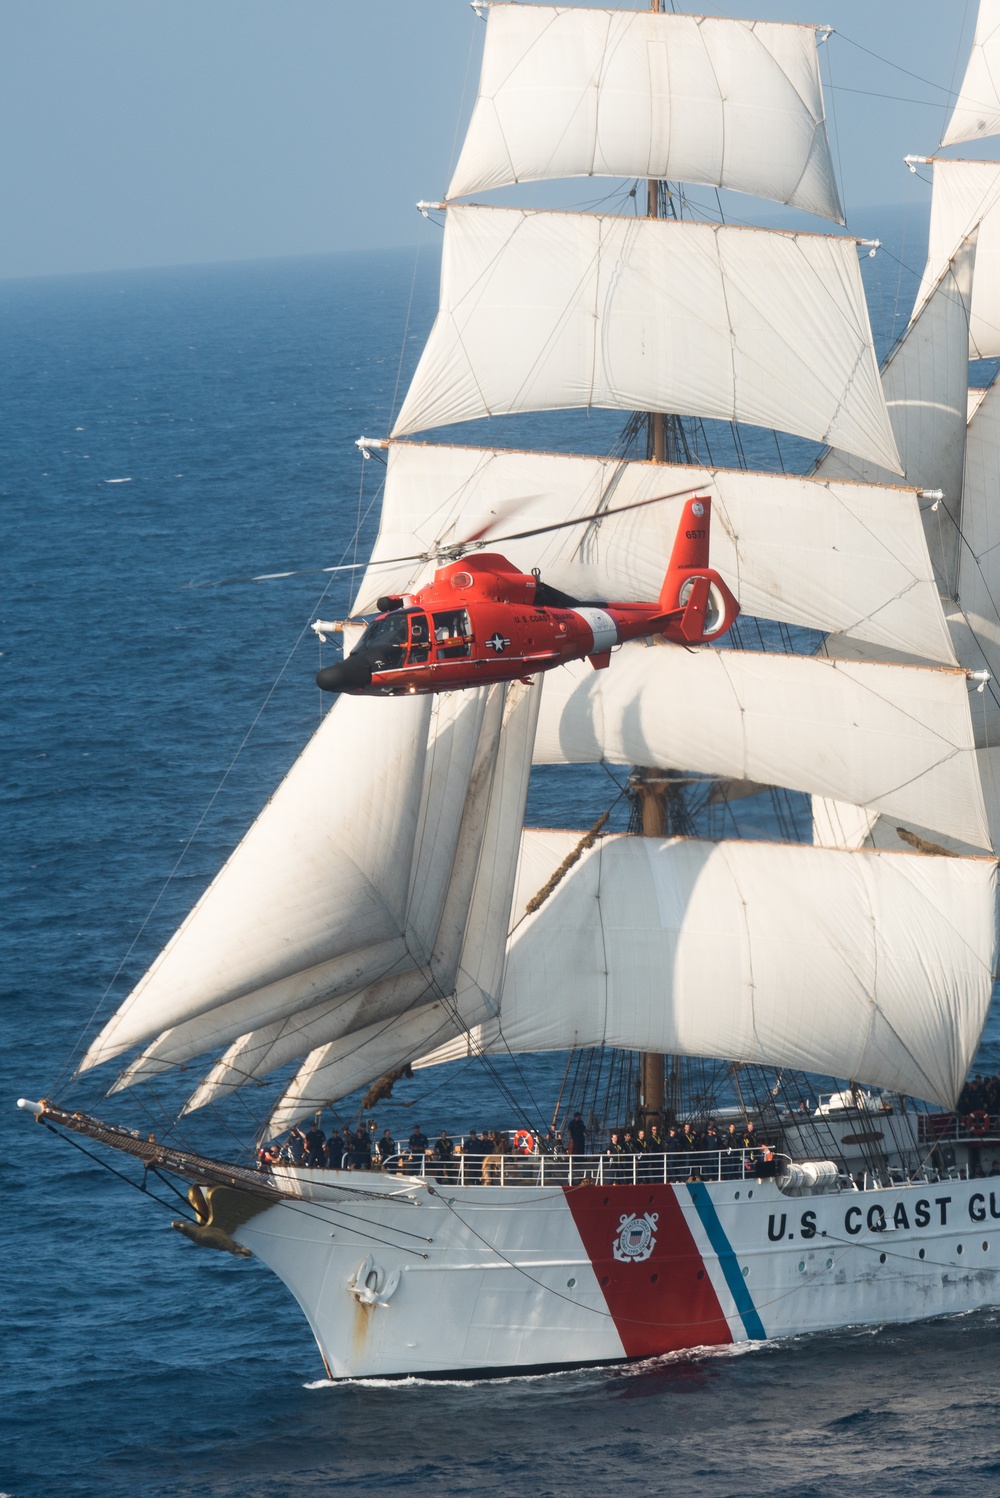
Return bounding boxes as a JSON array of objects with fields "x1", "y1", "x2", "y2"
[{"x1": 637, "y1": 0, "x2": 668, "y2": 1127}]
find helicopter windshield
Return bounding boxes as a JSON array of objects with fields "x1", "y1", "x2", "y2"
[
  {"x1": 361, "y1": 611, "x2": 408, "y2": 670},
  {"x1": 360, "y1": 610, "x2": 431, "y2": 671}
]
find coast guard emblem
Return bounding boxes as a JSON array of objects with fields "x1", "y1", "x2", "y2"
[{"x1": 613, "y1": 1211, "x2": 658, "y2": 1263}]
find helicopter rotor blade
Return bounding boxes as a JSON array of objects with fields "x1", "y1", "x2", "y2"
[
  {"x1": 479, "y1": 484, "x2": 699, "y2": 549},
  {"x1": 184, "y1": 485, "x2": 700, "y2": 589}
]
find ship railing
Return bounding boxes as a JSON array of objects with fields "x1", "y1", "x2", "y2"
[
  {"x1": 380, "y1": 1147, "x2": 781, "y2": 1187},
  {"x1": 917, "y1": 1113, "x2": 1000, "y2": 1146}
]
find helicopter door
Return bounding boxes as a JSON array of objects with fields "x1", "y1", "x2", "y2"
[
  {"x1": 408, "y1": 612, "x2": 430, "y2": 664},
  {"x1": 432, "y1": 609, "x2": 472, "y2": 659}
]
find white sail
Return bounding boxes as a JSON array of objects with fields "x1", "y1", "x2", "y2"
[
  {"x1": 391, "y1": 207, "x2": 902, "y2": 475},
  {"x1": 78, "y1": 693, "x2": 435, "y2": 1073},
  {"x1": 109, "y1": 685, "x2": 508, "y2": 1091},
  {"x1": 957, "y1": 378, "x2": 1000, "y2": 674},
  {"x1": 942, "y1": 0, "x2": 1000, "y2": 145},
  {"x1": 180, "y1": 682, "x2": 514, "y2": 1110},
  {"x1": 449, "y1": 5, "x2": 844, "y2": 223},
  {"x1": 812, "y1": 797, "x2": 878, "y2": 851},
  {"x1": 816, "y1": 236, "x2": 976, "y2": 598},
  {"x1": 489, "y1": 833, "x2": 999, "y2": 1110},
  {"x1": 533, "y1": 646, "x2": 990, "y2": 850},
  {"x1": 911, "y1": 160, "x2": 1000, "y2": 359},
  {"x1": 267, "y1": 680, "x2": 541, "y2": 1128},
  {"x1": 357, "y1": 443, "x2": 953, "y2": 665},
  {"x1": 268, "y1": 999, "x2": 464, "y2": 1134}
]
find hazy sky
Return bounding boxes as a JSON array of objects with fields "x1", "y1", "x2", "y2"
[{"x1": 0, "y1": 0, "x2": 991, "y2": 280}]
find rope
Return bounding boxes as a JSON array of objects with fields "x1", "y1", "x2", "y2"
[{"x1": 521, "y1": 812, "x2": 610, "y2": 919}]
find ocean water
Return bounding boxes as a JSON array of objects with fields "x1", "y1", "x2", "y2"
[{"x1": 4, "y1": 236, "x2": 1000, "y2": 1498}]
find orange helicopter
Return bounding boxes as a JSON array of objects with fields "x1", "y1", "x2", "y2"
[{"x1": 315, "y1": 494, "x2": 739, "y2": 697}]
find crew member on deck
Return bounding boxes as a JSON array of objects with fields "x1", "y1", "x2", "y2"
[
  {"x1": 433, "y1": 1129, "x2": 456, "y2": 1183},
  {"x1": 304, "y1": 1122, "x2": 326, "y2": 1168},
  {"x1": 567, "y1": 1112, "x2": 587, "y2": 1156}
]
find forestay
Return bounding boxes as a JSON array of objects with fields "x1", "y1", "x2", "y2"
[
  {"x1": 449, "y1": 5, "x2": 843, "y2": 223},
  {"x1": 357, "y1": 443, "x2": 954, "y2": 665},
  {"x1": 533, "y1": 645, "x2": 990, "y2": 850},
  {"x1": 391, "y1": 207, "x2": 901, "y2": 475},
  {"x1": 487, "y1": 832, "x2": 1000, "y2": 1110},
  {"x1": 910, "y1": 160, "x2": 1000, "y2": 359},
  {"x1": 941, "y1": 0, "x2": 1000, "y2": 146}
]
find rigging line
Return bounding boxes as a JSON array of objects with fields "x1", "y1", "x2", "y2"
[
  {"x1": 834, "y1": 32, "x2": 967, "y2": 99},
  {"x1": 54, "y1": 566, "x2": 354, "y2": 1097},
  {"x1": 248, "y1": 1196, "x2": 432, "y2": 1258},
  {"x1": 826, "y1": 84, "x2": 969, "y2": 109},
  {"x1": 946, "y1": 2, "x2": 973, "y2": 143},
  {"x1": 147, "y1": 1163, "x2": 199, "y2": 1210},
  {"x1": 264, "y1": 1190, "x2": 434, "y2": 1245},
  {"x1": 823, "y1": 36, "x2": 847, "y2": 233},
  {"x1": 387, "y1": 237, "x2": 425, "y2": 436},
  {"x1": 39, "y1": 1121, "x2": 197, "y2": 1223}
]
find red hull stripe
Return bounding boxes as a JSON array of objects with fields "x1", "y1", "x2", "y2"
[{"x1": 563, "y1": 1182, "x2": 733, "y2": 1357}]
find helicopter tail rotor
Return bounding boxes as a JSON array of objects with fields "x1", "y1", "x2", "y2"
[{"x1": 656, "y1": 495, "x2": 739, "y2": 644}]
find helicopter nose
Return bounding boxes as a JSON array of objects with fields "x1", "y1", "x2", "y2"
[{"x1": 315, "y1": 654, "x2": 373, "y2": 694}]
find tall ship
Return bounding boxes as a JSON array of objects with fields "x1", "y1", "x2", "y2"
[{"x1": 21, "y1": 0, "x2": 1000, "y2": 1377}]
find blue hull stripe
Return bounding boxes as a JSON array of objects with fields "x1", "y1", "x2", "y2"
[{"x1": 685, "y1": 1182, "x2": 766, "y2": 1340}]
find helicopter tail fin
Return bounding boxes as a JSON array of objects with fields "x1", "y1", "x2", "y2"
[{"x1": 655, "y1": 495, "x2": 739, "y2": 644}]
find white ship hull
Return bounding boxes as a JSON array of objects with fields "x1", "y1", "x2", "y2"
[{"x1": 225, "y1": 1169, "x2": 1000, "y2": 1378}]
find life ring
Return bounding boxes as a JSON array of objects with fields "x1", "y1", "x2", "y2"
[
  {"x1": 513, "y1": 1129, "x2": 535, "y2": 1155},
  {"x1": 968, "y1": 1109, "x2": 990, "y2": 1137}
]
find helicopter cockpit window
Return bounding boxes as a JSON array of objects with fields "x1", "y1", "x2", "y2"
[
  {"x1": 362, "y1": 610, "x2": 408, "y2": 670},
  {"x1": 432, "y1": 609, "x2": 472, "y2": 660}
]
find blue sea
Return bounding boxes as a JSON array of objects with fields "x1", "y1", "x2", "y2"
[{"x1": 4, "y1": 224, "x2": 1000, "y2": 1498}]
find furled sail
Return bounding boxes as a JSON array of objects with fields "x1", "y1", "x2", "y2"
[
  {"x1": 533, "y1": 645, "x2": 990, "y2": 850},
  {"x1": 816, "y1": 235, "x2": 976, "y2": 598},
  {"x1": 391, "y1": 207, "x2": 902, "y2": 475},
  {"x1": 448, "y1": 5, "x2": 844, "y2": 223},
  {"x1": 266, "y1": 679, "x2": 541, "y2": 1130},
  {"x1": 357, "y1": 443, "x2": 953, "y2": 664},
  {"x1": 941, "y1": 0, "x2": 1000, "y2": 146},
  {"x1": 910, "y1": 160, "x2": 1000, "y2": 359},
  {"x1": 468, "y1": 832, "x2": 999, "y2": 1110}
]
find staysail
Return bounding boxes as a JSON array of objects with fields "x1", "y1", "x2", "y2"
[
  {"x1": 910, "y1": 160, "x2": 1000, "y2": 360},
  {"x1": 266, "y1": 679, "x2": 541, "y2": 1129},
  {"x1": 816, "y1": 236, "x2": 976, "y2": 600},
  {"x1": 941, "y1": 0, "x2": 1000, "y2": 146}
]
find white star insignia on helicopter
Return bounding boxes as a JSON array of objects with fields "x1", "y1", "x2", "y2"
[{"x1": 486, "y1": 633, "x2": 510, "y2": 652}]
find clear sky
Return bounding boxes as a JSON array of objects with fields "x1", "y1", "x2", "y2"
[{"x1": 0, "y1": 0, "x2": 991, "y2": 280}]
